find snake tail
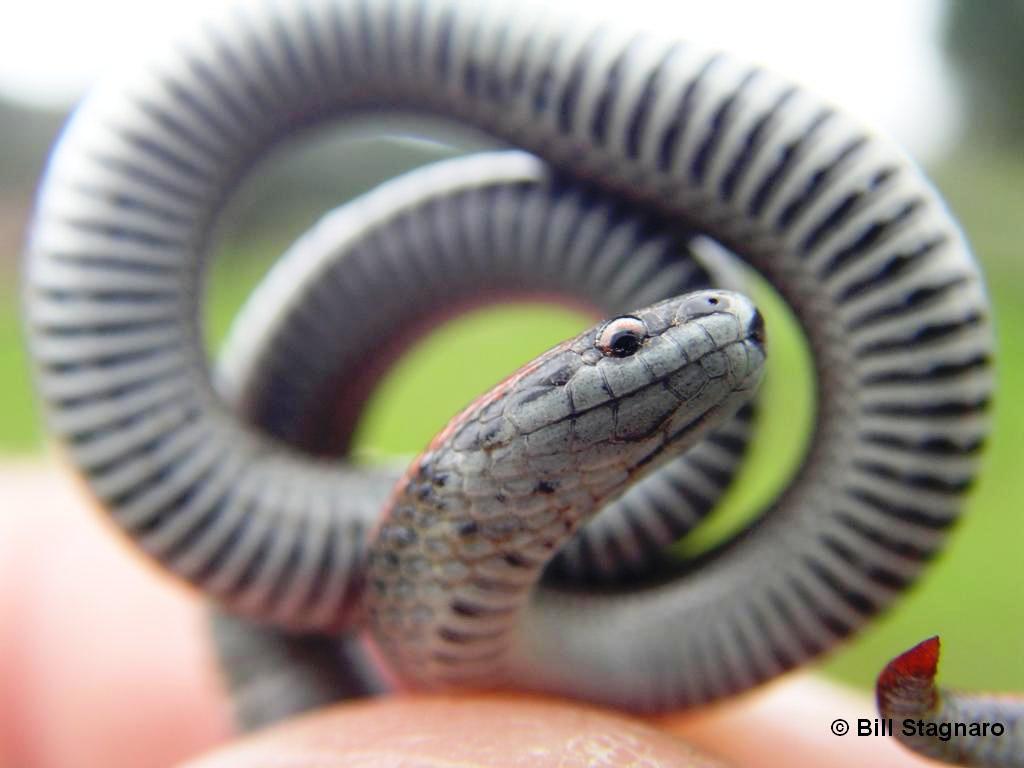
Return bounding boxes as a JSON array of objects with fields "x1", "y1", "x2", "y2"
[{"x1": 877, "y1": 637, "x2": 1024, "y2": 767}]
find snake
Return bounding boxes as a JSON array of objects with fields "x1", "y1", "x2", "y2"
[
  {"x1": 877, "y1": 637, "x2": 1024, "y2": 767},
  {"x1": 21, "y1": 0, "x2": 998, "y2": 763},
  {"x1": 211, "y1": 152, "x2": 761, "y2": 726}
]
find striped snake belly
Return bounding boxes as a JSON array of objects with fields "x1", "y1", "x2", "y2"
[{"x1": 22, "y1": 0, "x2": 994, "y2": 740}]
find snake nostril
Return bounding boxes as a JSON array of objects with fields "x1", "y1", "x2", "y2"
[{"x1": 748, "y1": 310, "x2": 766, "y2": 345}]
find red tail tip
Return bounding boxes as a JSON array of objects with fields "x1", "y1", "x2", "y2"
[{"x1": 878, "y1": 635, "x2": 941, "y2": 695}]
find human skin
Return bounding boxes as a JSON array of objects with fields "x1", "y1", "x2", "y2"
[{"x1": 0, "y1": 462, "x2": 940, "y2": 768}]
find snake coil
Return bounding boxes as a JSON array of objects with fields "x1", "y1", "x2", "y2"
[{"x1": 24, "y1": 0, "x2": 992, "y2": 713}]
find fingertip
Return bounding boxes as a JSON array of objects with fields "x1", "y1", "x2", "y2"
[
  {"x1": 182, "y1": 694, "x2": 729, "y2": 768},
  {"x1": 0, "y1": 463, "x2": 234, "y2": 768},
  {"x1": 658, "y1": 674, "x2": 941, "y2": 768}
]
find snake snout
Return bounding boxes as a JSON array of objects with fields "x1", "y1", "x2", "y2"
[
  {"x1": 748, "y1": 308, "x2": 766, "y2": 347},
  {"x1": 671, "y1": 289, "x2": 750, "y2": 324}
]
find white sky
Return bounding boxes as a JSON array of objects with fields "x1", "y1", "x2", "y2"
[{"x1": 0, "y1": 0, "x2": 959, "y2": 159}]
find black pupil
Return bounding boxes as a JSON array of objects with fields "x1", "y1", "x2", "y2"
[{"x1": 608, "y1": 330, "x2": 641, "y2": 357}]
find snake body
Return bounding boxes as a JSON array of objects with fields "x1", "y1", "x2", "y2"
[{"x1": 24, "y1": 0, "x2": 994, "y2": 735}]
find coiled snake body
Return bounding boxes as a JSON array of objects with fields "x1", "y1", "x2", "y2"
[{"x1": 22, "y1": 0, "x2": 999, "y2": 762}]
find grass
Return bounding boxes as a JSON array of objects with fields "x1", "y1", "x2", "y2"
[
  {"x1": 0, "y1": 288, "x2": 38, "y2": 453},
  {"x1": 3, "y1": 146, "x2": 1022, "y2": 695}
]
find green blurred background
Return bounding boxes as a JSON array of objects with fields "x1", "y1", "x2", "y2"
[{"x1": 1, "y1": 2, "x2": 1021, "y2": 695}]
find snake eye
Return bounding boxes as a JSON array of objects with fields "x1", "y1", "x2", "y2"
[{"x1": 596, "y1": 316, "x2": 647, "y2": 358}]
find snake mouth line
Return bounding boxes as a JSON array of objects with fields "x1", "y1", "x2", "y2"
[{"x1": 628, "y1": 402, "x2": 720, "y2": 477}]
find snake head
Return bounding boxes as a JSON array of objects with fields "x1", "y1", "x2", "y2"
[
  {"x1": 431, "y1": 289, "x2": 766, "y2": 506},
  {"x1": 548, "y1": 289, "x2": 766, "y2": 483}
]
